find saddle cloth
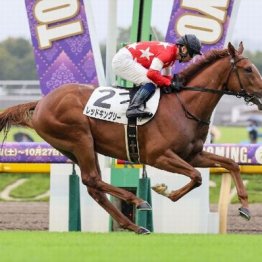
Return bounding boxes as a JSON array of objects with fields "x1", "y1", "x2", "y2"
[{"x1": 83, "y1": 86, "x2": 160, "y2": 125}]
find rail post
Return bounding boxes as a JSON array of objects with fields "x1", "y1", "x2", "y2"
[
  {"x1": 69, "y1": 164, "x2": 81, "y2": 231},
  {"x1": 136, "y1": 165, "x2": 153, "y2": 232},
  {"x1": 218, "y1": 173, "x2": 232, "y2": 234}
]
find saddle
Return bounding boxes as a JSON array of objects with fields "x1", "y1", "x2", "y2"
[
  {"x1": 83, "y1": 86, "x2": 160, "y2": 126},
  {"x1": 83, "y1": 86, "x2": 161, "y2": 163}
]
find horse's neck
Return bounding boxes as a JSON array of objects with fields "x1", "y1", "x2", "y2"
[{"x1": 181, "y1": 58, "x2": 230, "y2": 121}]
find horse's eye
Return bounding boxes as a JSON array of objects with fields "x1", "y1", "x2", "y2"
[{"x1": 244, "y1": 66, "x2": 253, "y2": 73}]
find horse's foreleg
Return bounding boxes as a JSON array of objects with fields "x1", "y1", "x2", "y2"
[
  {"x1": 152, "y1": 149, "x2": 202, "y2": 202},
  {"x1": 189, "y1": 151, "x2": 250, "y2": 219}
]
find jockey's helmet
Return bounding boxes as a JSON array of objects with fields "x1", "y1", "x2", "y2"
[{"x1": 176, "y1": 34, "x2": 202, "y2": 57}]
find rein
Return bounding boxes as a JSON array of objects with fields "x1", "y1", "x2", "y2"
[
  {"x1": 175, "y1": 93, "x2": 211, "y2": 125},
  {"x1": 180, "y1": 85, "x2": 253, "y2": 100},
  {"x1": 175, "y1": 56, "x2": 254, "y2": 125}
]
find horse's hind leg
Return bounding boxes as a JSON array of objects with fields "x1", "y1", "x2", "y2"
[
  {"x1": 46, "y1": 125, "x2": 149, "y2": 210},
  {"x1": 190, "y1": 151, "x2": 250, "y2": 220},
  {"x1": 78, "y1": 151, "x2": 149, "y2": 209},
  {"x1": 87, "y1": 187, "x2": 149, "y2": 234},
  {"x1": 85, "y1": 154, "x2": 150, "y2": 234},
  {"x1": 75, "y1": 133, "x2": 150, "y2": 213},
  {"x1": 58, "y1": 145, "x2": 150, "y2": 233}
]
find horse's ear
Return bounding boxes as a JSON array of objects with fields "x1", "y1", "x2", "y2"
[
  {"x1": 238, "y1": 41, "x2": 244, "y2": 54},
  {"x1": 228, "y1": 42, "x2": 236, "y2": 58}
]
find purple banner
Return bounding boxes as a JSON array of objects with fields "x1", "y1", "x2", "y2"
[
  {"x1": 203, "y1": 144, "x2": 262, "y2": 165},
  {"x1": 1, "y1": 143, "x2": 262, "y2": 165},
  {"x1": 166, "y1": 0, "x2": 238, "y2": 73},
  {"x1": 0, "y1": 143, "x2": 70, "y2": 163},
  {"x1": 25, "y1": 0, "x2": 98, "y2": 95}
]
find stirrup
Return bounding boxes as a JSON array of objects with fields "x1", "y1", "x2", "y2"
[{"x1": 126, "y1": 108, "x2": 153, "y2": 119}]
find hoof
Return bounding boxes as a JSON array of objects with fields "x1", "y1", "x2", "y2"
[
  {"x1": 151, "y1": 183, "x2": 169, "y2": 196},
  {"x1": 137, "y1": 201, "x2": 152, "y2": 211},
  {"x1": 239, "y1": 207, "x2": 251, "y2": 220},
  {"x1": 137, "y1": 227, "x2": 151, "y2": 235}
]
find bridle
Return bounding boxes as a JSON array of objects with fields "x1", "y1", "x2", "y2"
[
  {"x1": 175, "y1": 54, "x2": 255, "y2": 125},
  {"x1": 223, "y1": 56, "x2": 254, "y2": 102},
  {"x1": 179, "y1": 55, "x2": 254, "y2": 100}
]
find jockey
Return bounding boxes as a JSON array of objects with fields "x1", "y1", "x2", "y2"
[{"x1": 112, "y1": 34, "x2": 202, "y2": 119}]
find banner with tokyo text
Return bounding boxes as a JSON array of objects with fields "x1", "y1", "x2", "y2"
[
  {"x1": 25, "y1": 0, "x2": 99, "y2": 95},
  {"x1": 166, "y1": 0, "x2": 240, "y2": 73}
]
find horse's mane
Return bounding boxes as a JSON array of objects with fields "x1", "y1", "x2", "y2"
[{"x1": 179, "y1": 49, "x2": 229, "y2": 84}]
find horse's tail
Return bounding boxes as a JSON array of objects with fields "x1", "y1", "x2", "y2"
[{"x1": 0, "y1": 101, "x2": 39, "y2": 137}]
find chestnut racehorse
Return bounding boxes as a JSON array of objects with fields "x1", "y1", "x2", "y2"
[{"x1": 1, "y1": 42, "x2": 262, "y2": 234}]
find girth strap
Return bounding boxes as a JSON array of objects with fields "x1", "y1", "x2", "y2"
[
  {"x1": 126, "y1": 118, "x2": 140, "y2": 163},
  {"x1": 125, "y1": 87, "x2": 140, "y2": 163}
]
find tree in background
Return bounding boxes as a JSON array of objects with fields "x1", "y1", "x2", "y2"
[{"x1": 0, "y1": 37, "x2": 37, "y2": 80}]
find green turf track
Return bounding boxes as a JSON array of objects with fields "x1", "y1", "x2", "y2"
[{"x1": 0, "y1": 232, "x2": 261, "y2": 262}]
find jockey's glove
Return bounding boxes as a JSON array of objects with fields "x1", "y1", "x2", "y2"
[
  {"x1": 162, "y1": 74, "x2": 184, "y2": 93},
  {"x1": 169, "y1": 80, "x2": 183, "y2": 92},
  {"x1": 170, "y1": 74, "x2": 184, "y2": 92},
  {"x1": 162, "y1": 86, "x2": 172, "y2": 94}
]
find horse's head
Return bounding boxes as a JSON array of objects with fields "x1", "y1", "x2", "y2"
[{"x1": 227, "y1": 42, "x2": 262, "y2": 109}]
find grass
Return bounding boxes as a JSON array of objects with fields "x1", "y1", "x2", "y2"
[
  {"x1": 214, "y1": 126, "x2": 262, "y2": 144},
  {"x1": 0, "y1": 174, "x2": 49, "y2": 201},
  {"x1": 0, "y1": 126, "x2": 43, "y2": 142},
  {"x1": 210, "y1": 174, "x2": 262, "y2": 203},
  {"x1": 0, "y1": 232, "x2": 261, "y2": 262},
  {"x1": 0, "y1": 174, "x2": 22, "y2": 192},
  {"x1": 10, "y1": 174, "x2": 49, "y2": 199}
]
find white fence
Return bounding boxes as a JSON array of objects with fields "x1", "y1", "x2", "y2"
[{"x1": 0, "y1": 80, "x2": 42, "y2": 108}]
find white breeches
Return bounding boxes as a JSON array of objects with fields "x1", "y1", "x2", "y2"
[{"x1": 112, "y1": 48, "x2": 152, "y2": 85}]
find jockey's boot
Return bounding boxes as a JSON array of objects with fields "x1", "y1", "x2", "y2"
[{"x1": 126, "y1": 83, "x2": 156, "y2": 119}]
